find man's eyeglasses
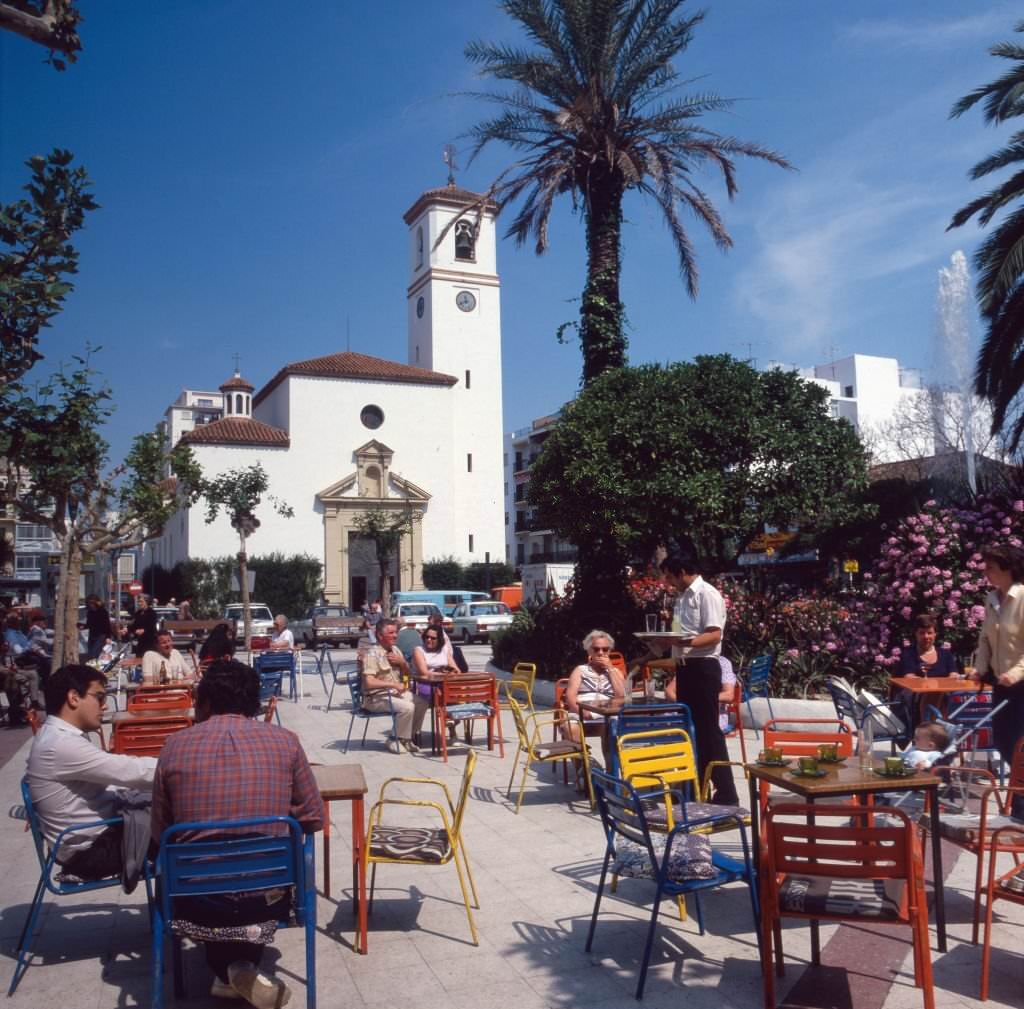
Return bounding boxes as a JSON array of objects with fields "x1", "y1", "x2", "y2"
[
  {"x1": 591, "y1": 646, "x2": 611, "y2": 653},
  {"x1": 83, "y1": 690, "x2": 108, "y2": 704}
]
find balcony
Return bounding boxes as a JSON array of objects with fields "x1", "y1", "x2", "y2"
[{"x1": 525, "y1": 549, "x2": 577, "y2": 564}]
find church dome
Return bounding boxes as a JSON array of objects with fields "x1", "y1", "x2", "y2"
[{"x1": 219, "y1": 370, "x2": 255, "y2": 393}]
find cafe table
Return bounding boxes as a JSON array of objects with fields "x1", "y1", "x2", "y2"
[
  {"x1": 575, "y1": 695, "x2": 666, "y2": 768},
  {"x1": 310, "y1": 763, "x2": 368, "y2": 954},
  {"x1": 889, "y1": 674, "x2": 981, "y2": 719},
  {"x1": 745, "y1": 759, "x2": 948, "y2": 954}
]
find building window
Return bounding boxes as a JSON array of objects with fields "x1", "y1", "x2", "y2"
[
  {"x1": 16, "y1": 523, "x2": 50, "y2": 544},
  {"x1": 467, "y1": 453, "x2": 473, "y2": 472},
  {"x1": 235, "y1": 393, "x2": 244, "y2": 414},
  {"x1": 415, "y1": 345, "x2": 420, "y2": 363},
  {"x1": 829, "y1": 401, "x2": 839, "y2": 418},
  {"x1": 516, "y1": 544, "x2": 525, "y2": 565},
  {"x1": 416, "y1": 225, "x2": 424, "y2": 269},
  {"x1": 468, "y1": 534, "x2": 474, "y2": 553},
  {"x1": 844, "y1": 384, "x2": 854, "y2": 398},
  {"x1": 504, "y1": 512, "x2": 509, "y2": 526},
  {"x1": 15, "y1": 555, "x2": 42, "y2": 574},
  {"x1": 226, "y1": 397, "x2": 232, "y2": 414},
  {"x1": 360, "y1": 404, "x2": 384, "y2": 430},
  {"x1": 465, "y1": 369, "x2": 471, "y2": 389},
  {"x1": 196, "y1": 397, "x2": 213, "y2": 406},
  {"x1": 454, "y1": 220, "x2": 475, "y2": 261}
]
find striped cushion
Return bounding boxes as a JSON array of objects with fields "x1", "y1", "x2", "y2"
[
  {"x1": 779, "y1": 876, "x2": 904, "y2": 919},
  {"x1": 445, "y1": 702, "x2": 492, "y2": 720},
  {"x1": 369, "y1": 825, "x2": 451, "y2": 863},
  {"x1": 641, "y1": 799, "x2": 748, "y2": 828}
]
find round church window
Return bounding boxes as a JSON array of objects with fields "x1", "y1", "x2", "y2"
[{"x1": 360, "y1": 404, "x2": 384, "y2": 430}]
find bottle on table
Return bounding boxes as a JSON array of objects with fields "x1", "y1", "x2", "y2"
[{"x1": 159, "y1": 660, "x2": 168, "y2": 686}]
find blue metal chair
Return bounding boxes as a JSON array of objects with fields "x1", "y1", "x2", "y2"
[
  {"x1": 147, "y1": 816, "x2": 315, "y2": 1009},
  {"x1": 586, "y1": 768, "x2": 759, "y2": 999},
  {"x1": 254, "y1": 650, "x2": 297, "y2": 701},
  {"x1": 10, "y1": 778, "x2": 129, "y2": 995},
  {"x1": 327, "y1": 660, "x2": 358, "y2": 713},
  {"x1": 312, "y1": 644, "x2": 336, "y2": 697},
  {"x1": 343, "y1": 668, "x2": 397, "y2": 753},
  {"x1": 741, "y1": 654, "x2": 775, "y2": 735},
  {"x1": 258, "y1": 669, "x2": 283, "y2": 725},
  {"x1": 606, "y1": 703, "x2": 697, "y2": 776}
]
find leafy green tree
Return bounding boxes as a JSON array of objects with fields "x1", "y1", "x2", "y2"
[
  {"x1": 528, "y1": 355, "x2": 872, "y2": 631},
  {"x1": 949, "y1": 20, "x2": 1024, "y2": 449},
  {"x1": 247, "y1": 553, "x2": 323, "y2": 618},
  {"x1": 352, "y1": 506, "x2": 420, "y2": 612},
  {"x1": 1, "y1": 357, "x2": 203, "y2": 665},
  {"x1": 422, "y1": 556, "x2": 464, "y2": 589},
  {"x1": 0, "y1": 150, "x2": 96, "y2": 390},
  {"x1": 464, "y1": 0, "x2": 790, "y2": 384},
  {"x1": 464, "y1": 560, "x2": 516, "y2": 592},
  {"x1": 198, "y1": 464, "x2": 293, "y2": 645}
]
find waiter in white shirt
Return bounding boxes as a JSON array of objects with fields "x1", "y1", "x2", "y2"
[
  {"x1": 26, "y1": 665, "x2": 156, "y2": 880},
  {"x1": 657, "y1": 549, "x2": 739, "y2": 805}
]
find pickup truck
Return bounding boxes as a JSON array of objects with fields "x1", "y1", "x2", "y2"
[{"x1": 291, "y1": 605, "x2": 363, "y2": 647}]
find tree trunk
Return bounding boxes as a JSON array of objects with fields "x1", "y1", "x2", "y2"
[
  {"x1": 238, "y1": 533, "x2": 251, "y2": 648},
  {"x1": 380, "y1": 563, "x2": 391, "y2": 614},
  {"x1": 580, "y1": 180, "x2": 626, "y2": 385},
  {"x1": 52, "y1": 536, "x2": 82, "y2": 668}
]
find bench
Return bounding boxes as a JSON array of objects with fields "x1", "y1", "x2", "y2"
[{"x1": 162, "y1": 619, "x2": 236, "y2": 648}]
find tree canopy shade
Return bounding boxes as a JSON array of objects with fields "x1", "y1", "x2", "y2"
[
  {"x1": 0, "y1": 150, "x2": 96, "y2": 389},
  {"x1": 527, "y1": 355, "x2": 872, "y2": 574},
  {"x1": 464, "y1": 0, "x2": 790, "y2": 384},
  {"x1": 949, "y1": 20, "x2": 1024, "y2": 450}
]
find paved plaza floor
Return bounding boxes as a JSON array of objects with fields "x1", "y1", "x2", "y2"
[{"x1": 0, "y1": 646, "x2": 1021, "y2": 1008}]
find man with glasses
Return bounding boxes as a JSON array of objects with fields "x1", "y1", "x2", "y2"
[{"x1": 26, "y1": 664, "x2": 157, "y2": 881}]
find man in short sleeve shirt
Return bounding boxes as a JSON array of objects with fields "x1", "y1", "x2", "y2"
[{"x1": 660, "y1": 550, "x2": 738, "y2": 805}]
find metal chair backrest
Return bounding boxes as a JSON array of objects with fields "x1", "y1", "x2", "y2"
[
  {"x1": 617, "y1": 728, "x2": 699, "y2": 801},
  {"x1": 263, "y1": 695, "x2": 278, "y2": 724},
  {"x1": 258, "y1": 669, "x2": 283, "y2": 703},
  {"x1": 440, "y1": 674, "x2": 497, "y2": 708},
  {"x1": 507, "y1": 694, "x2": 531, "y2": 749},
  {"x1": 945, "y1": 690, "x2": 997, "y2": 751},
  {"x1": 765, "y1": 801, "x2": 917, "y2": 885},
  {"x1": 762, "y1": 718, "x2": 854, "y2": 759},
  {"x1": 591, "y1": 767, "x2": 658, "y2": 858},
  {"x1": 347, "y1": 667, "x2": 364, "y2": 708},
  {"x1": 127, "y1": 689, "x2": 191, "y2": 713},
  {"x1": 511, "y1": 662, "x2": 536, "y2": 690},
  {"x1": 26, "y1": 708, "x2": 42, "y2": 735},
  {"x1": 825, "y1": 678, "x2": 862, "y2": 727},
  {"x1": 608, "y1": 703, "x2": 696, "y2": 772},
  {"x1": 21, "y1": 778, "x2": 49, "y2": 874},
  {"x1": 254, "y1": 651, "x2": 295, "y2": 675},
  {"x1": 746, "y1": 654, "x2": 773, "y2": 695},
  {"x1": 112, "y1": 717, "x2": 191, "y2": 757},
  {"x1": 609, "y1": 652, "x2": 627, "y2": 677},
  {"x1": 249, "y1": 635, "x2": 272, "y2": 652},
  {"x1": 450, "y1": 751, "x2": 478, "y2": 840},
  {"x1": 553, "y1": 677, "x2": 570, "y2": 712}
]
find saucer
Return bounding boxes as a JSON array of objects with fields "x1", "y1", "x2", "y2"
[
  {"x1": 789, "y1": 768, "x2": 828, "y2": 779},
  {"x1": 817, "y1": 757, "x2": 846, "y2": 765},
  {"x1": 756, "y1": 759, "x2": 790, "y2": 768},
  {"x1": 873, "y1": 766, "x2": 912, "y2": 779}
]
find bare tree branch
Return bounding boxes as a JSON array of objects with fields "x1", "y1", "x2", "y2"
[{"x1": 0, "y1": 1, "x2": 81, "y2": 65}]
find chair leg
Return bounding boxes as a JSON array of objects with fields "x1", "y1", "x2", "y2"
[
  {"x1": 506, "y1": 746, "x2": 522, "y2": 799},
  {"x1": 585, "y1": 852, "x2": 612, "y2": 953},
  {"x1": 172, "y1": 933, "x2": 184, "y2": 997},
  {"x1": 451, "y1": 845, "x2": 480, "y2": 945},
  {"x1": 762, "y1": 910, "x2": 776, "y2": 1009},
  {"x1": 343, "y1": 714, "x2": 356, "y2": 754},
  {"x1": 972, "y1": 848, "x2": 985, "y2": 944},
  {"x1": 368, "y1": 861, "x2": 378, "y2": 913},
  {"x1": 7, "y1": 875, "x2": 45, "y2": 995},
  {"x1": 636, "y1": 890, "x2": 663, "y2": 999},
  {"x1": 693, "y1": 891, "x2": 705, "y2": 935},
  {"x1": 361, "y1": 719, "x2": 370, "y2": 746},
  {"x1": 454, "y1": 840, "x2": 480, "y2": 908},
  {"x1": 514, "y1": 758, "x2": 532, "y2": 814},
  {"x1": 151, "y1": 912, "x2": 165, "y2": 1009}
]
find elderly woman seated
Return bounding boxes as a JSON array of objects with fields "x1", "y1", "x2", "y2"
[{"x1": 562, "y1": 629, "x2": 626, "y2": 742}]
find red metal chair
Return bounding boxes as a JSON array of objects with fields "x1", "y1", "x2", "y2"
[
  {"x1": 722, "y1": 680, "x2": 747, "y2": 762},
  {"x1": 435, "y1": 675, "x2": 503, "y2": 762},
  {"x1": 111, "y1": 716, "x2": 192, "y2": 756},
  {"x1": 758, "y1": 718, "x2": 854, "y2": 816},
  {"x1": 761, "y1": 802, "x2": 934, "y2": 1009},
  {"x1": 126, "y1": 688, "x2": 191, "y2": 714},
  {"x1": 979, "y1": 787, "x2": 1024, "y2": 1000}
]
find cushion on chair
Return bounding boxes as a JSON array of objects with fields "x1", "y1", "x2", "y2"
[
  {"x1": 612, "y1": 832, "x2": 716, "y2": 882},
  {"x1": 640, "y1": 799, "x2": 748, "y2": 828},
  {"x1": 779, "y1": 875, "x2": 904, "y2": 919},
  {"x1": 369, "y1": 825, "x2": 451, "y2": 863},
  {"x1": 534, "y1": 740, "x2": 582, "y2": 757},
  {"x1": 919, "y1": 812, "x2": 1023, "y2": 844},
  {"x1": 445, "y1": 702, "x2": 492, "y2": 720}
]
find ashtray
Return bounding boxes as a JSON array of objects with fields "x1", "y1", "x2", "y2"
[
  {"x1": 872, "y1": 766, "x2": 912, "y2": 779},
  {"x1": 789, "y1": 768, "x2": 828, "y2": 779}
]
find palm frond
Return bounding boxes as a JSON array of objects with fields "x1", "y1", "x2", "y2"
[
  {"x1": 968, "y1": 137, "x2": 1024, "y2": 180},
  {"x1": 972, "y1": 204, "x2": 1024, "y2": 312}
]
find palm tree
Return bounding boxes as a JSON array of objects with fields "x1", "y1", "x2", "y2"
[
  {"x1": 949, "y1": 21, "x2": 1024, "y2": 449},
  {"x1": 464, "y1": 0, "x2": 790, "y2": 384}
]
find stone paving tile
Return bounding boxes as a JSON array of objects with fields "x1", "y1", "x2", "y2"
[{"x1": 2, "y1": 648, "x2": 1022, "y2": 1008}]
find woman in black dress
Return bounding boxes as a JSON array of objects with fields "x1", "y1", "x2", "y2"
[{"x1": 128, "y1": 594, "x2": 159, "y2": 657}]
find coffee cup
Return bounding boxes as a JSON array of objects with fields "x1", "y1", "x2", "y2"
[
  {"x1": 798, "y1": 756, "x2": 819, "y2": 775},
  {"x1": 765, "y1": 746, "x2": 783, "y2": 763},
  {"x1": 817, "y1": 744, "x2": 838, "y2": 761},
  {"x1": 884, "y1": 756, "x2": 903, "y2": 775}
]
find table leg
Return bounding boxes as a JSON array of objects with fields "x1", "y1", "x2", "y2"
[
  {"x1": 808, "y1": 796, "x2": 820, "y2": 965},
  {"x1": 351, "y1": 796, "x2": 367, "y2": 954},
  {"x1": 929, "y1": 782, "x2": 947, "y2": 952},
  {"x1": 322, "y1": 798, "x2": 332, "y2": 900}
]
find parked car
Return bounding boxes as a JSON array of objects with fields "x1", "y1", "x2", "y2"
[
  {"x1": 391, "y1": 602, "x2": 451, "y2": 633},
  {"x1": 222, "y1": 603, "x2": 274, "y2": 638},
  {"x1": 291, "y1": 605, "x2": 363, "y2": 647},
  {"x1": 153, "y1": 605, "x2": 179, "y2": 627},
  {"x1": 452, "y1": 600, "x2": 514, "y2": 643}
]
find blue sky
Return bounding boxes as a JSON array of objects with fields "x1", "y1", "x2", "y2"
[{"x1": 1, "y1": 1, "x2": 1016, "y2": 463}]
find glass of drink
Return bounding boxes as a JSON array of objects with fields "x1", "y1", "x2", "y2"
[{"x1": 645, "y1": 613, "x2": 658, "y2": 633}]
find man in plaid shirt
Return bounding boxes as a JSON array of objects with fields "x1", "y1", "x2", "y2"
[{"x1": 152, "y1": 659, "x2": 322, "y2": 1008}]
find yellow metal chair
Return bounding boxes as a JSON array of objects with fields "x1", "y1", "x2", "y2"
[
  {"x1": 506, "y1": 695, "x2": 595, "y2": 814},
  {"x1": 363, "y1": 751, "x2": 480, "y2": 945},
  {"x1": 507, "y1": 661, "x2": 537, "y2": 711}
]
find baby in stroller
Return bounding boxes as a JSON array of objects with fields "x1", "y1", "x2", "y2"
[{"x1": 901, "y1": 721, "x2": 952, "y2": 771}]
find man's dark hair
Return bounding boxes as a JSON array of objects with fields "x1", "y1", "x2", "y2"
[
  {"x1": 196, "y1": 658, "x2": 260, "y2": 718},
  {"x1": 45, "y1": 664, "x2": 107, "y2": 716},
  {"x1": 660, "y1": 547, "x2": 702, "y2": 578},
  {"x1": 981, "y1": 544, "x2": 1024, "y2": 583}
]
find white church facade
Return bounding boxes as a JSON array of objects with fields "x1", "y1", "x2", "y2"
[{"x1": 153, "y1": 183, "x2": 506, "y2": 607}]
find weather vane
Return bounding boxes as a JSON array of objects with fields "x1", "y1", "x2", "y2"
[{"x1": 443, "y1": 144, "x2": 459, "y2": 186}]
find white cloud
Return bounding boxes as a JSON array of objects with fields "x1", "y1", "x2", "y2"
[{"x1": 840, "y1": 8, "x2": 1014, "y2": 52}]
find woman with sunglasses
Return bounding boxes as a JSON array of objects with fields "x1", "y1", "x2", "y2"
[
  {"x1": 563, "y1": 629, "x2": 625, "y2": 743},
  {"x1": 412, "y1": 626, "x2": 457, "y2": 678}
]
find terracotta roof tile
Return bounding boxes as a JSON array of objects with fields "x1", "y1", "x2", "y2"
[
  {"x1": 253, "y1": 350, "x2": 457, "y2": 406},
  {"x1": 403, "y1": 183, "x2": 498, "y2": 224},
  {"x1": 219, "y1": 373, "x2": 254, "y2": 392},
  {"x1": 180, "y1": 417, "x2": 289, "y2": 448}
]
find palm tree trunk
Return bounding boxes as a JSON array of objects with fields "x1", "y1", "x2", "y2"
[{"x1": 580, "y1": 180, "x2": 626, "y2": 384}]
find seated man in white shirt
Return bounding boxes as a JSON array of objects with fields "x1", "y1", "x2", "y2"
[
  {"x1": 26, "y1": 664, "x2": 157, "y2": 880},
  {"x1": 141, "y1": 630, "x2": 193, "y2": 684},
  {"x1": 268, "y1": 614, "x2": 294, "y2": 651}
]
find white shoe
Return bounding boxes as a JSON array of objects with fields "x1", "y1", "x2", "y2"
[
  {"x1": 227, "y1": 961, "x2": 292, "y2": 1009},
  {"x1": 387, "y1": 738, "x2": 403, "y2": 754},
  {"x1": 210, "y1": 977, "x2": 243, "y2": 999},
  {"x1": 402, "y1": 738, "x2": 421, "y2": 754}
]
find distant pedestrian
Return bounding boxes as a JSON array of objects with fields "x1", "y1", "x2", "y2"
[
  {"x1": 177, "y1": 597, "x2": 193, "y2": 620},
  {"x1": 128, "y1": 594, "x2": 160, "y2": 658},
  {"x1": 82, "y1": 595, "x2": 112, "y2": 660}
]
